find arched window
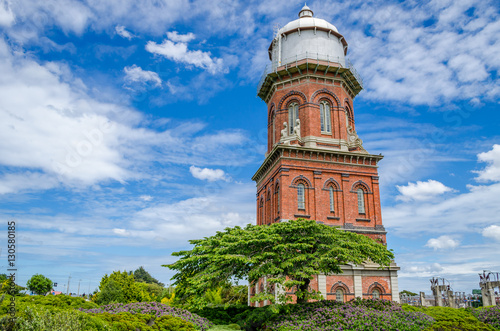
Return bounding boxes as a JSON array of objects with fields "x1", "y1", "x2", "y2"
[
  {"x1": 329, "y1": 186, "x2": 335, "y2": 212},
  {"x1": 288, "y1": 102, "x2": 299, "y2": 134},
  {"x1": 297, "y1": 183, "x2": 305, "y2": 210},
  {"x1": 357, "y1": 188, "x2": 365, "y2": 214},
  {"x1": 259, "y1": 197, "x2": 264, "y2": 224},
  {"x1": 372, "y1": 289, "x2": 380, "y2": 299},
  {"x1": 275, "y1": 184, "x2": 280, "y2": 217},
  {"x1": 335, "y1": 288, "x2": 344, "y2": 302},
  {"x1": 320, "y1": 101, "x2": 331, "y2": 134}
]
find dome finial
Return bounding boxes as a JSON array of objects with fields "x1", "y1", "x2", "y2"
[{"x1": 299, "y1": 4, "x2": 313, "y2": 18}]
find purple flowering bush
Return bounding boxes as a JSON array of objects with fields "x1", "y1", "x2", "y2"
[
  {"x1": 472, "y1": 306, "x2": 500, "y2": 330},
  {"x1": 266, "y1": 299, "x2": 434, "y2": 331},
  {"x1": 80, "y1": 301, "x2": 214, "y2": 330}
]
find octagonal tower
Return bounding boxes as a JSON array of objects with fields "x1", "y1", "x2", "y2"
[{"x1": 250, "y1": 5, "x2": 399, "y2": 306}]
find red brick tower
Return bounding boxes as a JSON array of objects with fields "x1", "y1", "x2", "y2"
[{"x1": 250, "y1": 5, "x2": 399, "y2": 305}]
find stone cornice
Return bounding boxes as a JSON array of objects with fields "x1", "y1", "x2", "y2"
[{"x1": 252, "y1": 144, "x2": 383, "y2": 185}]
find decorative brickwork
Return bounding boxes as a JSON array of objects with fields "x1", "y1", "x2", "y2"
[{"x1": 249, "y1": 6, "x2": 399, "y2": 307}]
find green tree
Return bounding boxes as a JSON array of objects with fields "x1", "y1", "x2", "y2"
[
  {"x1": 400, "y1": 290, "x2": 418, "y2": 296},
  {"x1": 94, "y1": 271, "x2": 151, "y2": 305},
  {"x1": 26, "y1": 274, "x2": 53, "y2": 295},
  {"x1": 131, "y1": 266, "x2": 164, "y2": 287},
  {"x1": 166, "y1": 219, "x2": 394, "y2": 307}
]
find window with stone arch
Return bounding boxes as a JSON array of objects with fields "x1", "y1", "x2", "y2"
[
  {"x1": 274, "y1": 182, "x2": 280, "y2": 219},
  {"x1": 266, "y1": 188, "x2": 272, "y2": 224},
  {"x1": 372, "y1": 289, "x2": 380, "y2": 299},
  {"x1": 335, "y1": 288, "x2": 344, "y2": 302},
  {"x1": 319, "y1": 100, "x2": 332, "y2": 134},
  {"x1": 329, "y1": 186, "x2": 335, "y2": 212},
  {"x1": 357, "y1": 188, "x2": 365, "y2": 214},
  {"x1": 297, "y1": 183, "x2": 305, "y2": 210},
  {"x1": 259, "y1": 197, "x2": 264, "y2": 225},
  {"x1": 345, "y1": 104, "x2": 354, "y2": 128},
  {"x1": 288, "y1": 102, "x2": 299, "y2": 135}
]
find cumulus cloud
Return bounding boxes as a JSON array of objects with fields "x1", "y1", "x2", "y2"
[
  {"x1": 166, "y1": 31, "x2": 195, "y2": 43},
  {"x1": 0, "y1": 39, "x2": 248, "y2": 194},
  {"x1": 123, "y1": 64, "x2": 162, "y2": 87},
  {"x1": 425, "y1": 235, "x2": 460, "y2": 250},
  {"x1": 474, "y1": 144, "x2": 500, "y2": 182},
  {"x1": 139, "y1": 195, "x2": 153, "y2": 202},
  {"x1": 483, "y1": 225, "x2": 500, "y2": 242},
  {"x1": 189, "y1": 165, "x2": 229, "y2": 182},
  {"x1": 115, "y1": 25, "x2": 135, "y2": 40},
  {"x1": 146, "y1": 32, "x2": 226, "y2": 74},
  {"x1": 0, "y1": 0, "x2": 15, "y2": 27},
  {"x1": 396, "y1": 179, "x2": 454, "y2": 201},
  {"x1": 320, "y1": 0, "x2": 500, "y2": 105},
  {"x1": 384, "y1": 145, "x2": 500, "y2": 235}
]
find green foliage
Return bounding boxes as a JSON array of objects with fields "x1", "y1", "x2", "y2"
[
  {"x1": 94, "y1": 271, "x2": 152, "y2": 305},
  {"x1": 472, "y1": 305, "x2": 500, "y2": 330},
  {"x1": 402, "y1": 305, "x2": 495, "y2": 331},
  {"x1": 0, "y1": 277, "x2": 25, "y2": 296},
  {"x1": 132, "y1": 266, "x2": 165, "y2": 287},
  {"x1": 401, "y1": 289, "x2": 419, "y2": 296},
  {"x1": 92, "y1": 312, "x2": 197, "y2": 330},
  {"x1": 167, "y1": 219, "x2": 394, "y2": 308},
  {"x1": 0, "y1": 294, "x2": 98, "y2": 316},
  {"x1": 26, "y1": 274, "x2": 53, "y2": 295},
  {"x1": 208, "y1": 325, "x2": 241, "y2": 330},
  {"x1": 192, "y1": 305, "x2": 254, "y2": 325},
  {"x1": 0, "y1": 305, "x2": 110, "y2": 331}
]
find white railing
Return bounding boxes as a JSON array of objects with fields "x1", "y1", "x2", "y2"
[{"x1": 257, "y1": 52, "x2": 363, "y2": 94}]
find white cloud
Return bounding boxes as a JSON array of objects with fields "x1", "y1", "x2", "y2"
[
  {"x1": 483, "y1": 225, "x2": 500, "y2": 242},
  {"x1": 0, "y1": 38, "x2": 249, "y2": 194},
  {"x1": 113, "y1": 228, "x2": 131, "y2": 236},
  {"x1": 475, "y1": 144, "x2": 500, "y2": 182},
  {"x1": 115, "y1": 25, "x2": 134, "y2": 40},
  {"x1": 146, "y1": 33, "x2": 226, "y2": 74},
  {"x1": 396, "y1": 179, "x2": 454, "y2": 201},
  {"x1": 0, "y1": 0, "x2": 15, "y2": 27},
  {"x1": 320, "y1": 0, "x2": 500, "y2": 105},
  {"x1": 166, "y1": 31, "x2": 195, "y2": 43},
  {"x1": 189, "y1": 165, "x2": 229, "y2": 182},
  {"x1": 425, "y1": 235, "x2": 460, "y2": 250},
  {"x1": 384, "y1": 145, "x2": 500, "y2": 235},
  {"x1": 123, "y1": 65, "x2": 162, "y2": 87},
  {"x1": 139, "y1": 195, "x2": 153, "y2": 202}
]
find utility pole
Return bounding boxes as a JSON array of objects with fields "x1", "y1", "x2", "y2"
[
  {"x1": 77, "y1": 279, "x2": 81, "y2": 296},
  {"x1": 66, "y1": 275, "x2": 71, "y2": 295}
]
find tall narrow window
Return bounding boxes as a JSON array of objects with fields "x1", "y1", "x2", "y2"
[
  {"x1": 297, "y1": 184, "x2": 305, "y2": 210},
  {"x1": 329, "y1": 186, "x2": 335, "y2": 212},
  {"x1": 336, "y1": 288, "x2": 344, "y2": 302},
  {"x1": 276, "y1": 185, "x2": 280, "y2": 216},
  {"x1": 288, "y1": 103, "x2": 299, "y2": 134},
  {"x1": 357, "y1": 188, "x2": 365, "y2": 214},
  {"x1": 260, "y1": 198, "x2": 264, "y2": 224},
  {"x1": 372, "y1": 289, "x2": 380, "y2": 299},
  {"x1": 320, "y1": 101, "x2": 331, "y2": 133}
]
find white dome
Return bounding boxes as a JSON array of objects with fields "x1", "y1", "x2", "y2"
[
  {"x1": 278, "y1": 16, "x2": 339, "y2": 36},
  {"x1": 268, "y1": 6, "x2": 348, "y2": 66}
]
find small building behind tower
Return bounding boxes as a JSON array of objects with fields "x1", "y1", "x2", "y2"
[{"x1": 250, "y1": 5, "x2": 399, "y2": 306}]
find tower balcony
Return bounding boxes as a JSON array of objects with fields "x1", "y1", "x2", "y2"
[{"x1": 257, "y1": 52, "x2": 363, "y2": 102}]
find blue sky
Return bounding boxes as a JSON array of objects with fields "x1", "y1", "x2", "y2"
[{"x1": 0, "y1": 0, "x2": 499, "y2": 295}]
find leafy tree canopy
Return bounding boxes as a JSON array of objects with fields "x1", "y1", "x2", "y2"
[
  {"x1": 94, "y1": 271, "x2": 152, "y2": 305},
  {"x1": 165, "y1": 219, "x2": 394, "y2": 308},
  {"x1": 130, "y1": 266, "x2": 164, "y2": 287},
  {"x1": 26, "y1": 274, "x2": 53, "y2": 295},
  {"x1": 400, "y1": 290, "x2": 418, "y2": 296}
]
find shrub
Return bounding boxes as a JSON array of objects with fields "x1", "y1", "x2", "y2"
[
  {"x1": 81, "y1": 301, "x2": 214, "y2": 330},
  {"x1": 0, "y1": 305, "x2": 110, "y2": 331},
  {"x1": 192, "y1": 304, "x2": 254, "y2": 325},
  {"x1": 93, "y1": 312, "x2": 197, "y2": 330},
  {"x1": 0, "y1": 294, "x2": 98, "y2": 316},
  {"x1": 402, "y1": 305, "x2": 494, "y2": 331},
  {"x1": 265, "y1": 299, "x2": 434, "y2": 331},
  {"x1": 471, "y1": 306, "x2": 500, "y2": 330}
]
